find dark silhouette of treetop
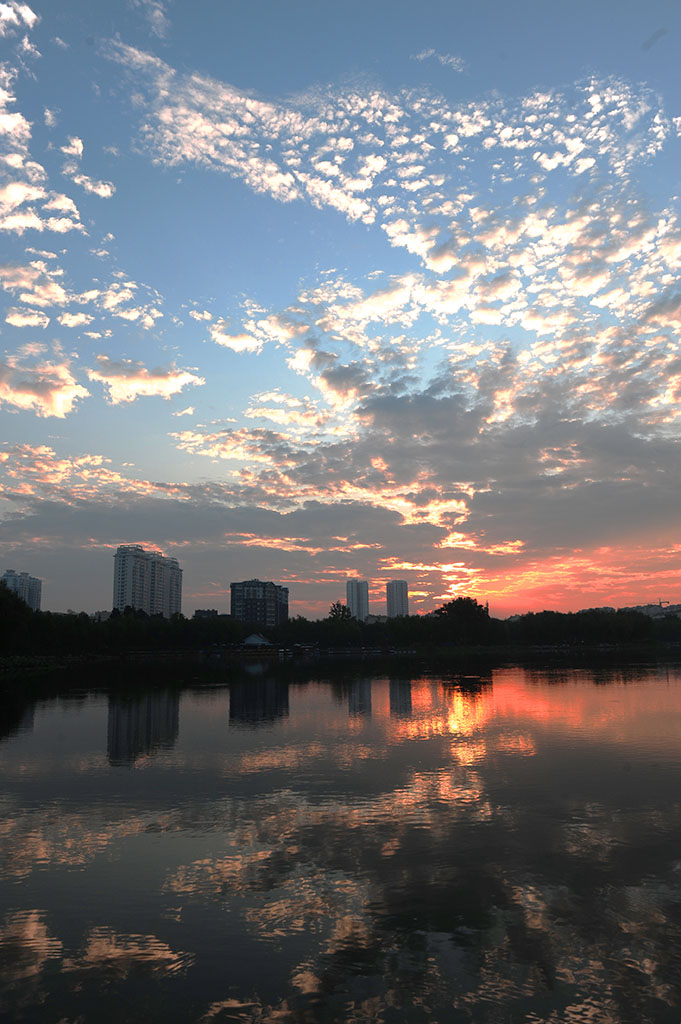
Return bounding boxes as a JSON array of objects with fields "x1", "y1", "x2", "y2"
[{"x1": 328, "y1": 601, "x2": 352, "y2": 620}]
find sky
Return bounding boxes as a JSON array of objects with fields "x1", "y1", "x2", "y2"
[{"x1": 1, "y1": 0, "x2": 680, "y2": 619}]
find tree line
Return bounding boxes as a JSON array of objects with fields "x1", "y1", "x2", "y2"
[{"x1": 2, "y1": 583, "x2": 681, "y2": 656}]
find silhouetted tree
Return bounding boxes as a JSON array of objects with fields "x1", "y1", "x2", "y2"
[
  {"x1": 3, "y1": 580, "x2": 678, "y2": 659},
  {"x1": 434, "y1": 597, "x2": 491, "y2": 644},
  {"x1": 328, "y1": 601, "x2": 352, "y2": 620},
  {"x1": 0, "y1": 580, "x2": 33, "y2": 654}
]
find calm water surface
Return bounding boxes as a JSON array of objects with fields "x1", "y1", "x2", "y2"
[{"x1": 2, "y1": 663, "x2": 681, "y2": 1022}]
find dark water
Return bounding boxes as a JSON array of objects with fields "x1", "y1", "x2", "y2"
[{"x1": 2, "y1": 663, "x2": 681, "y2": 1022}]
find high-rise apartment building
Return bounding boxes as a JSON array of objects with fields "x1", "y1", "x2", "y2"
[
  {"x1": 230, "y1": 579, "x2": 289, "y2": 627},
  {"x1": 1, "y1": 569, "x2": 42, "y2": 611},
  {"x1": 346, "y1": 578, "x2": 369, "y2": 622},
  {"x1": 386, "y1": 579, "x2": 409, "y2": 618},
  {"x1": 113, "y1": 545, "x2": 182, "y2": 617}
]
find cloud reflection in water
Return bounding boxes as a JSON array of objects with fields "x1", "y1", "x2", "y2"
[{"x1": 0, "y1": 667, "x2": 680, "y2": 1021}]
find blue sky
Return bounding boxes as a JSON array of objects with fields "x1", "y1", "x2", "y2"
[{"x1": 1, "y1": 0, "x2": 680, "y2": 617}]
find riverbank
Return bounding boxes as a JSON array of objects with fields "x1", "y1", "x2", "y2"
[{"x1": 3, "y1": 640, "x2": 681, "y2": 694}]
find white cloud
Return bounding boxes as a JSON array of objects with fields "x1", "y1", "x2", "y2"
[
  {"x1": 43, "y1": 214, "x2": 83, "y2": 233},
  {"x1": 208, "y1": 320, "x2": 262, "y2": 353},
  {"x1": 19, "y1": 276, "x2": 69, "y2": 306},
  {"x1": 5, "y1": 306, "x2": 49, "y2": 327},
  {"x1": 411, "y1": 48, "x2": 466, "y2": 72},
  {"x1": 103, "y1": 44, "x2": 669, "y2": 299},
  {"x1": 18, "y1": 33, "x2": 40, "y2": 59},
  {"x1": 130, "y1": 0, "x2": 171, "y2": 38},
  {"x1": 0, "y1": 351, "x2": 88, "y2": 417},
  {"x1": 87, "y1": 354, "x2": 205, "y2": 404},
  {"x1": 0, "y1": 1, "x2": 38, "y2": 37},
  {"x1": 0, "y1": 180, "x2": 46, "y2": 212},
  {"x1": 0, "y1": 208, "x2": 42, "y2": 232},
  {"x1": 57, "y1": 311, "x2": 94, "y2": 327},
  {"x1": 61, "y1": 136, "x2": 83, "y2": 158},
  {"x1": 69, "y1": 172, "x2": 116, "y2": 198},
  {"x1": 0, "y1": 66, "x2": 84, "y2": 236},
  {"x1": 95, "y1": 280, "x2": 164, "y2": 328},
  {"x1": 59, "y1": 135, "x2": 116, "y2": 199},
  {"x1": 43, "y1": 192, "x2": 79, "y2": 215}
]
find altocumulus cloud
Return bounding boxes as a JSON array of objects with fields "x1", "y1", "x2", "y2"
[{"x1": 2, "y1": 7, "x2": 681, "y2": 615}]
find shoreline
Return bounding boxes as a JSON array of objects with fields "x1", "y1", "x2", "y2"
[{"x1": 2, "y1": 640, "x2": 681, "y2": 685}]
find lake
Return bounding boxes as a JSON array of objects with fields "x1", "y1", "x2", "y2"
[{"x1": 2, "y1": 661, "x2": 681, "y2": 1022}]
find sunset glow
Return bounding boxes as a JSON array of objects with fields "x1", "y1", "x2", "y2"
[{"x1": 1, "y1": 2, "x2": 680, "y2": 615}]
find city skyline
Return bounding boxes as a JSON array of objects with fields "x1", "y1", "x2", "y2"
[
  {"x1": 2, "y1": 553, "x2": 679, "y2": 622},
  {"x1": 0, "y1": 558, "x2": 411, "y2": 619},
  {"x1": 1, "y1": 2, "x2": 681, "y2": 618}
]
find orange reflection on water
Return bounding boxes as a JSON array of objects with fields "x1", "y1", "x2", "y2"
[
  {"x1": 0, "y1": 910, "x2": 62, "y2": 983},
  {"x1": 62, "y1": 927, "x2": 193, "y2": 977},
  {"x1": 0, "y1": 809, "x2": 149, "y2": 879},
  {"x1": 496, "y1": 733, "x2": 536, "y2": 756},
  {"x1": 393, "y1": 679, "x2": 492, "y2": 742},
  {"x1": 233, "y1": 742, "x2": 326, "y2": 775},
  {"x1": 450, "y1": 738, "x2": 487, "y2": 765},
  {"x1": 487, "y1": 673, "x2": 590, "y2": 729},
  {"x1": 491, "y1": 667, "x2": 681, "y2": 753},
  {"x1": 382, "y1": 667, "x2": 681, "y2": 758}
]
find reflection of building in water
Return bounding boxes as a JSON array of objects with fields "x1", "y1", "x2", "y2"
[
  {"x1": 107, "y1": 692, "x2": 180, "y2": 764},
  {"x1": 229, "y1": 680, "x2": 289, "y2": 727},
  {"x1": 349, "y1": 678, "x2": 372, "y2": 717},
  {"x1": 0, "y1": 702, "x2": 34, "y2": 743},
  {"x1": 389, "y1": 679, "x2": 412, "y2": 718}
]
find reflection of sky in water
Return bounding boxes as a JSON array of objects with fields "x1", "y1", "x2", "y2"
[{"x1": 1, "y1": 666, "x2": 681, "y2": 1022}]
